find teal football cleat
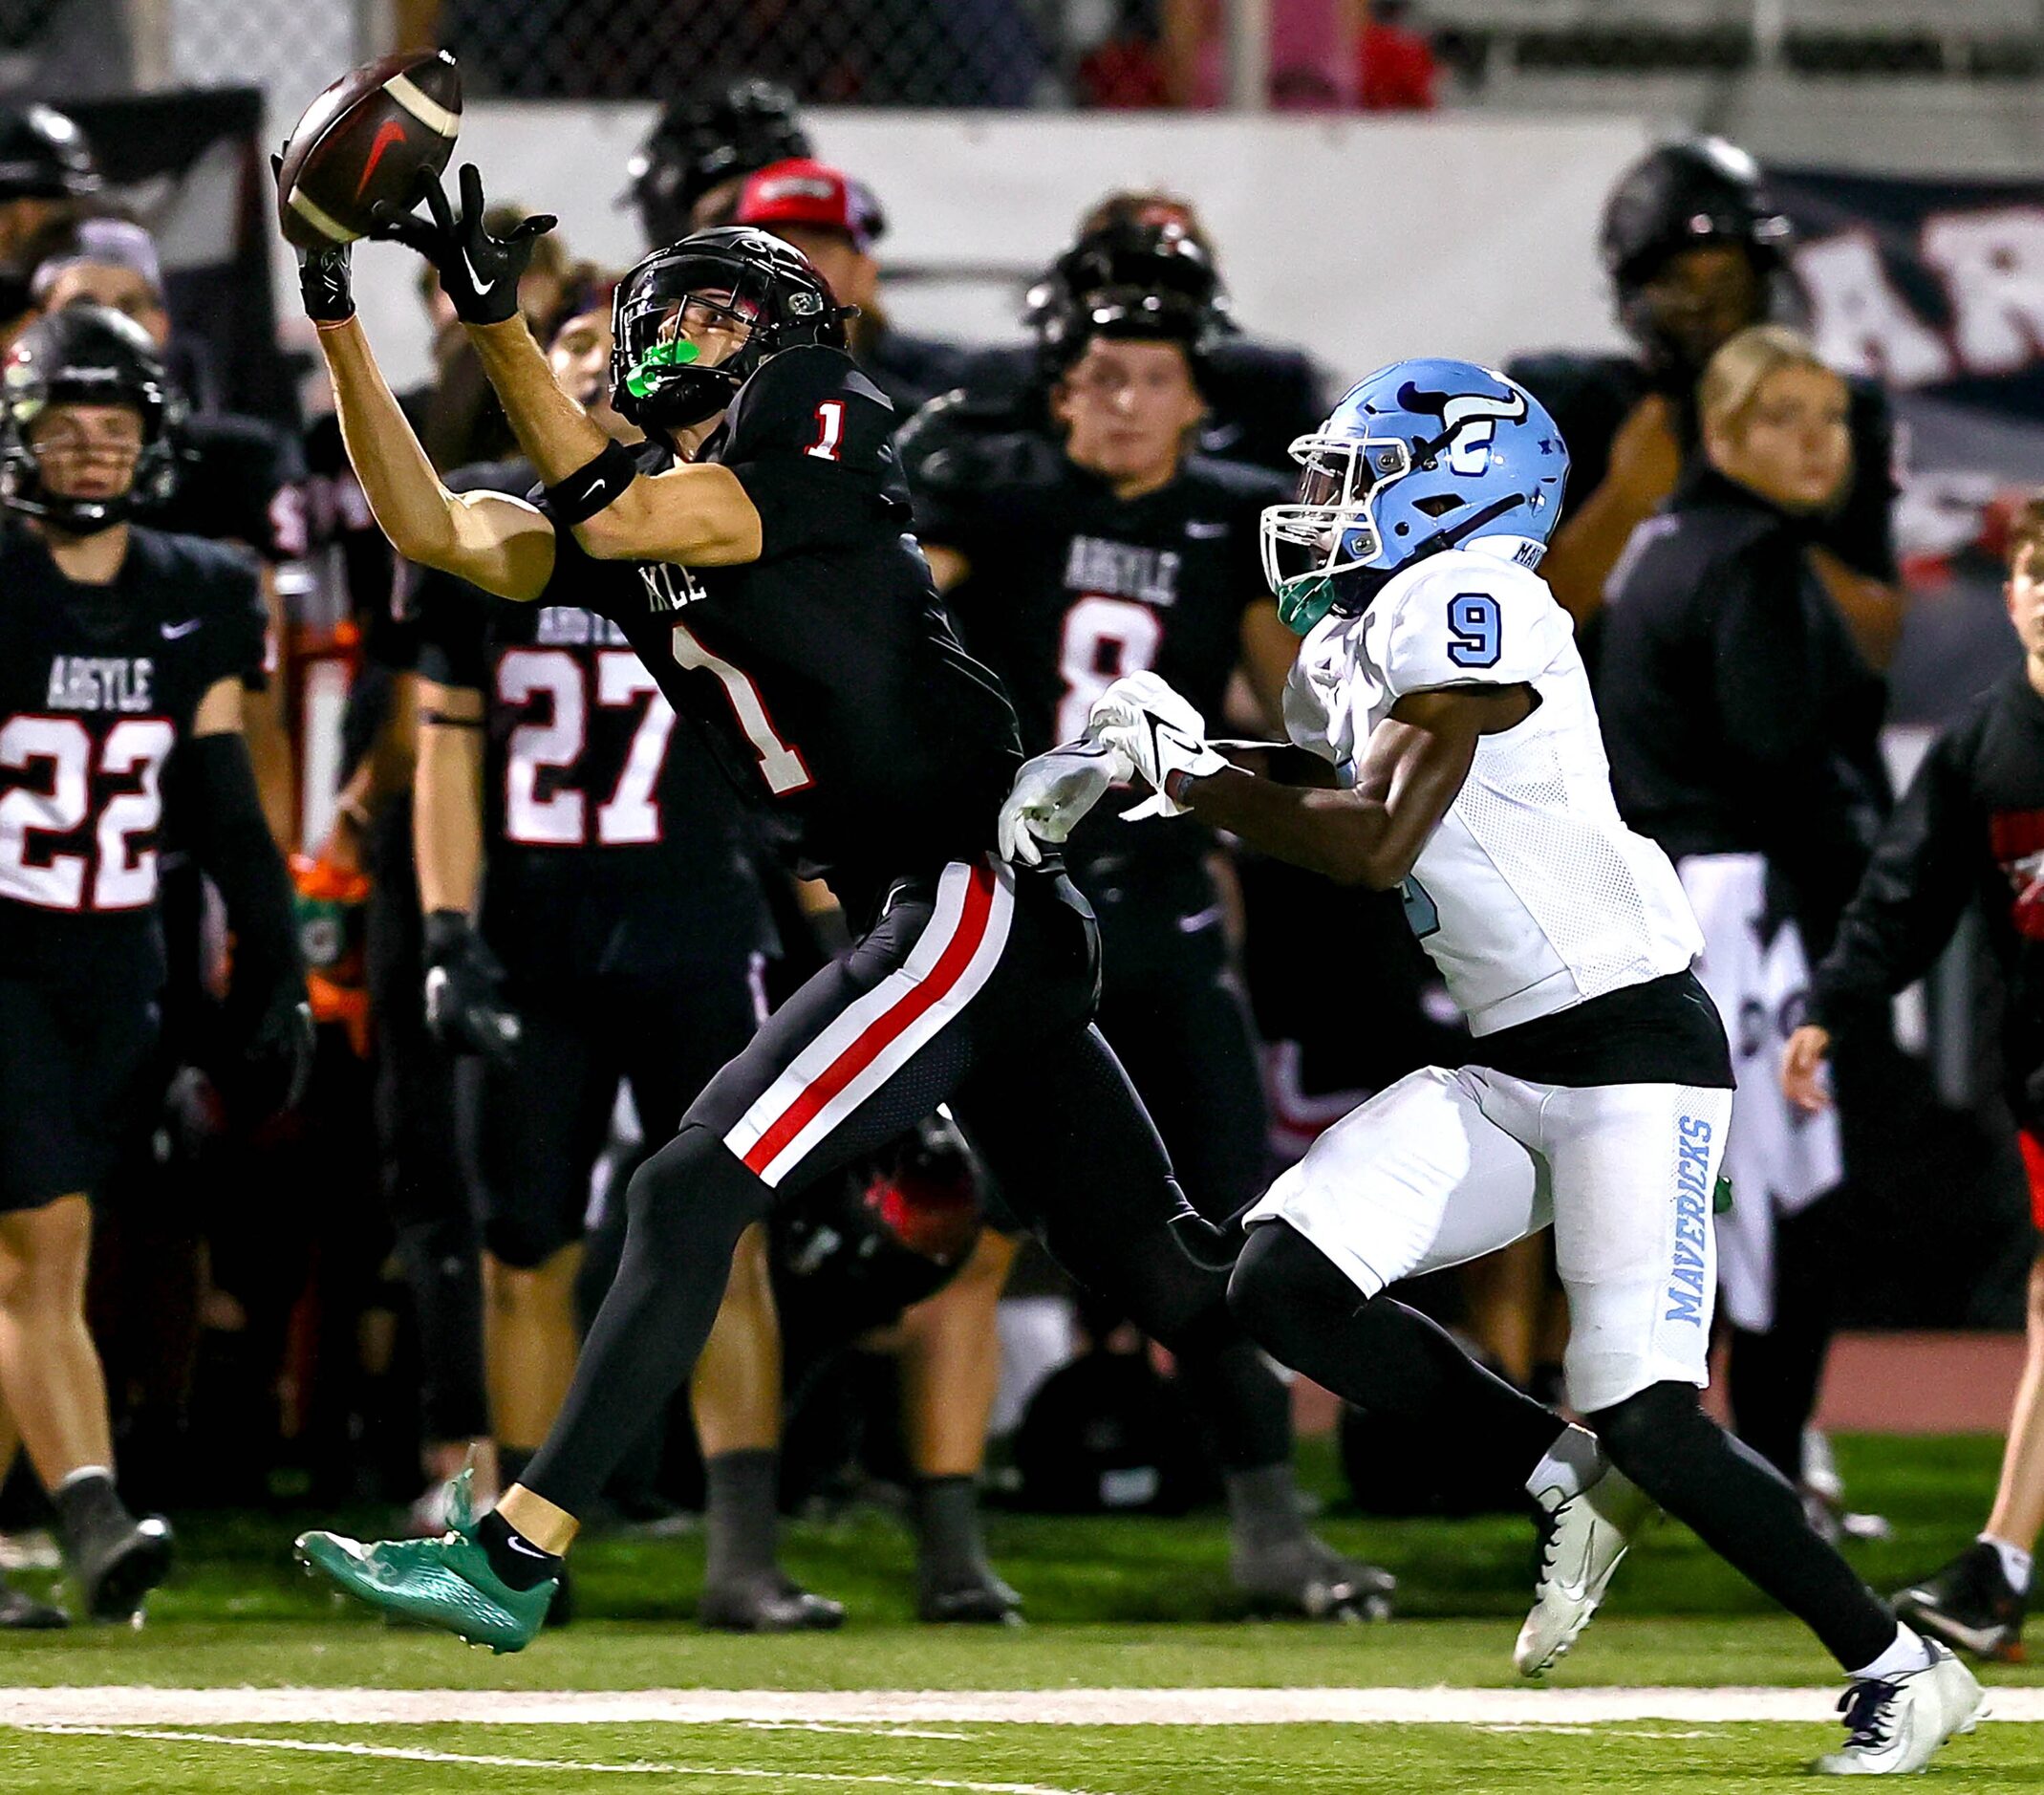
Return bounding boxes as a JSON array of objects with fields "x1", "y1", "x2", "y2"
[{"x1": 294, "y1": 1469, "x2": 556, "y2": 1654}]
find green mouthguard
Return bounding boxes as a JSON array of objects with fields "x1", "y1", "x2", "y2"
[{"x1": 625, "y1": 337, "x2": 700, "y2": 399}]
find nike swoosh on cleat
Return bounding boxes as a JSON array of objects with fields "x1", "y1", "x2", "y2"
[
  {"x1": 160, "y1": 618, "x2": 202, "y2": 639},
  {"x1": 354, "y1": 119, "x2": 407, "y2": 202}
]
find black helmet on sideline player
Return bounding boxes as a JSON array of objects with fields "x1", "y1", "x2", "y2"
[
  {"x1": 610, "y1": 226, "x2": 852, "y2": 432},
  {"x1": 0, "y1": 102, "x2": 99, "y2": 203},
  {"x1": 624, "y1": 77, "x2": 813, "y2": 246},
  {"x1": 1602, "y1": 139, "x2": 1792, "y2": 376},
  {"x1": 1034, "y1": 220, "x2": 1224, "y2": 383},
  {"x1": 0, "y1": 303, "x2": 182, "y2": 531}
]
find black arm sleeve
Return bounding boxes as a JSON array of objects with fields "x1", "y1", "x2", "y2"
[
  {"x1": 1808, "y1": 723, "x2": 1981, "y2": 1032},
  {"x1": 183, "y1": 731, "x2": 304, "y2": 991},
  {"x1": 1710, "y1": 548, "x2": 1873, "y2": 931}
]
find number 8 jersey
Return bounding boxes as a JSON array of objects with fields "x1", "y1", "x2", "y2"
[
  {"x1": 1282, "y1": 540, "x2": 1701, "y2": 1035},
  {"x1": 0, "y1": 520, "x2": 268, "y2": 985}
]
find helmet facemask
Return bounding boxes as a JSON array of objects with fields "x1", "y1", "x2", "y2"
[
  {"x1": 1260, "y1": 433, "x2": 1412, "y2": 634},
  {"x1": 613, "y1": 258, "x2": 768, "y2": 432}
]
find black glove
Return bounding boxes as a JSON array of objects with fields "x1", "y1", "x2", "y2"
[
  {"x1": 422, "y1": 909, "x2": 523, "y2": 1063},
  {"x1": 221, "y1": 976, "x2": 315, "y2": 1124},
  {"x1": 272, "y1": 150, "x2": 355, "y2": 322},
  {"x1": 371, "y1": 162, "x2": 555, "y2": 327}
]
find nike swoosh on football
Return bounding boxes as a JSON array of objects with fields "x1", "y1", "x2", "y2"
[
  {"x1": 354, "y1": 119, "x2": 407, "y2": 203},
  {"x1": 161, "y1": 618, "x2": 202, "y2": 639}
]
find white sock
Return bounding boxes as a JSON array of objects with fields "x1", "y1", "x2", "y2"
[
  {"x1": 1850, "y1": 1624, "x2": 1935, "y2": 1683},
  {"x1": 1525, "y1": 1423, "x2": 1603, "y2": 1510},
  {"x1": 54, "y1": 1464, "x2": 114, "y2": 1494},
  {"x1": 1981, "y1": 1533, "x2": 2033, "y2": 1594}
]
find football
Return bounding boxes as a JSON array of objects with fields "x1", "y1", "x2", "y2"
[{"x1": 274, "y1": 49, "x2": 462, "y2": 249}]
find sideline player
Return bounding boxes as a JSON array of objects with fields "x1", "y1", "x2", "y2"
[
  {"x1": 0, "y1": 307, "x2": 308, "y2": 1623},
  {"x1": 900, "y1": 227, "x2": 1388, "y2": 1616},
  {"x1": 1000, "y1": 360, "x2": 1981, "y2": 1775},
  {"x1": 289, "y1": 169, "x2": 1337, "y2": 1650},
  {"x1": 1507, "y1": 138, "x2": 1901, "y2": 666},
  {"x1": 1784, "y1": 497, "x2": 2044, "y2": 1664}
]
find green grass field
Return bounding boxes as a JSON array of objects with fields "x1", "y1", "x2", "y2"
[{"x1": 2, "y1": 1436, "x2": 2039, "y2": 1792}]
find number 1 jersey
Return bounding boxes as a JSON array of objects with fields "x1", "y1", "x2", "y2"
[
  {"x1": 0, "y1": 521, "x2": 268, "y2": 988},
  {"x1": 540, "y1": 347, "x2": 1024, "y2": 920}
]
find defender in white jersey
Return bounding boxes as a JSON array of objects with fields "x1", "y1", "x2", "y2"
[{"x1": 1000, "y1": 360, "x2": 1977, "y2": 1775}]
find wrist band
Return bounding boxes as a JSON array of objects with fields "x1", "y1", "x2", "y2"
[{"x1": 541, "y1": 440, "x2": 640, "y2": 525}]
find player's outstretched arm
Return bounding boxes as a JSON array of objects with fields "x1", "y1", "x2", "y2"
[
  {"x1": 314, "y1": 314, "x2": 554, "y2": 600},
  {"x1": 1171, "y1": 685, "x2": 1532, "y2": 889}
]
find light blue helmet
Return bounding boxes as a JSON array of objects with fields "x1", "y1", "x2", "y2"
[{"x1": 1260, "y1": 357, "x2": 1570, "y2": 634}]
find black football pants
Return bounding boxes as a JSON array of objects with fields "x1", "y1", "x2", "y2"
[{"x1": 523, "y1": 856, "x2": 1288, "y2": 1516}]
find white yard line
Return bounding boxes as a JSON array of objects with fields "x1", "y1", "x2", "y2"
[
  {"x1": 21, "y1": 1725, "x2": 1104, "y2": 1795},
  {"x1": 3, "y1": 1686, "x2": 2042, "y2": 1726}
]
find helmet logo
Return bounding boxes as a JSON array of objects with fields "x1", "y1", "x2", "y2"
[
  {"x1": 788, "y1": 291, "x2": 820, "y2": 316},
  {"x1": 1395, "y1": 381, "x2": 1527, "y2": 477}
]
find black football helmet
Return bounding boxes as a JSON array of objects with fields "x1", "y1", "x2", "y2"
[
  {"x1": 1602, "y1": 137, "x2": 1791, "y2": 293},
  {"x1": 769, "y1": 1112, "x2": 986, "y2": 1341},
  {"x1": 0, "y1": 102, "x2": 98, "y2": 204},
  {"x1": 0, "y1": 305, "x2": 183, "y2": 531},
  {"x1": 624, "y1": 77, "x2": 812, "y2": 246},
  {"x1": 611, "y1": 226, "x2": 852, "y2": 432},
  {"x1": 1033, "y1": 220, "x2": 1225, "y2": 380}
]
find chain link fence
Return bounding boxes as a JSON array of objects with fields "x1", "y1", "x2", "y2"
[{"x1": 433, "y1": 0, "x2": 1062, "y2": 105}]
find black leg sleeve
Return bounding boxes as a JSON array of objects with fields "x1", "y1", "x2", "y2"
[
  {"x1": 1589, "y1": 1380, "x2": 1895, "y2": 1671},
  {"x1": 519, "y1": 1124, "x2": 771, "y2": 1516},
  {"x1": 1230, "y1": 1220, "x2": 1566, "y2": 1505}
]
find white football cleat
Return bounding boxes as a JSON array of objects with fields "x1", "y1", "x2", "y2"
[
  {"x1": 1810, "y1": 1640, "x2": 1983, "y2": 1775},
  {"x1": 1514, "y1": 1457, "x2": 1657, "y2": 1676}
]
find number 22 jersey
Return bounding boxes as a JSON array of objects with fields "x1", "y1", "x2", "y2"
[
  {"x1": 1282, "y1": 539, "x2": 1700, "y2": 1035},
  {"x1": 0, "y1": 520, "x2": 268, "y2": 989},
  {"x1": 541, "y1": 346, "x2": 1024, "y2": 919}
]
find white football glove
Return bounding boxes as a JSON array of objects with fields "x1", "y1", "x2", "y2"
[
  {"x1": 1086, "y1": 671, "x2": 1228, "y2": 819},
  {"x1": 997, "y1": 741, "x2": 1120, "y2": 866}
]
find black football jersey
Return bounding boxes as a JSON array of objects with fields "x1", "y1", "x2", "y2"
[
  {"x1": 1505, "y1": 349, "x2": 1899, "y2": 584},
  {"x1": 0, "y1": 520, "x2": 268, "y2": 987},
  {"x1": 145, "y1": 412, "x2": 310, "y2": 566},
  {"x1": 544, "y1": 346, "x2": 1023, "y2": 917},
  {"x1": 908, "y1": 421, "x2": 1284, "y2": 876},
  {"x1": 412, "y1": 458, "x2": 779, "y2": 985}
]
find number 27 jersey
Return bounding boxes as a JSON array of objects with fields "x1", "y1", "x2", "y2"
[{"x1": 1282, "y1": 542, "x2": 1700, "y2": 1035}]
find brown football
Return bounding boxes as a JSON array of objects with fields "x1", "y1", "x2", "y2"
[{"x1": 275, "y1": 50, "x2": 462, "y2": 249}]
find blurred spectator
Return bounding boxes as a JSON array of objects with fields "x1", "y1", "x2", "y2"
[
  {"x1": 1598, "y1": 325, "x2": 1886, "y2": 1496},
  {"x1": 1356, "y1": 2, "x2": 1437, "y2": 111},
  {"x1": 1509, "y1": 140, "x2": 1903, "y2": 669},
  {"x1": 733, "y1": 158, "x2": 968, "y2": 416},
  {"x1": 1160, "y1": 0, "x2": 1357, "y2": 109},
  {"x1": 1787, "y1": 497, "x2": 2044, "y2": 1664}
]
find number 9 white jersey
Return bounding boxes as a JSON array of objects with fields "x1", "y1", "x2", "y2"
[{"x1": 1282, "y1": 540, "x2": 1701, "y2": 1035}]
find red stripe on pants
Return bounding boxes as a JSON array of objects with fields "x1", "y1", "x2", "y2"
[{"x1": 740, "y1": 864, "x2": 997, "y2": 1178}]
